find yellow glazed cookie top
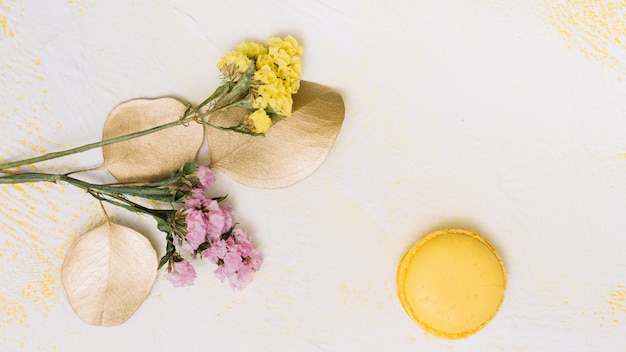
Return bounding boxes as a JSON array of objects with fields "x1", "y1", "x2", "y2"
[{"x1": 397, "y1": 228, "x2": 506, "y2": 339}]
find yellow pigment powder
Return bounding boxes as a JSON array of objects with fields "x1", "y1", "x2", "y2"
[{"x1": 544, "y1": 0, "x2": 626, "y2": 79}]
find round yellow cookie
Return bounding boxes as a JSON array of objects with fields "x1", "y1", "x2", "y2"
[{"x1": 397, "y1": 228, "x2": 506, "y2": 339}]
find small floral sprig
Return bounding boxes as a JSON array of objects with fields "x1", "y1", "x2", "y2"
[
  {"x1": 192, "y1": 35, "x2": 304, "y2": 134},
  {"x1": 0, "y1": 35, "x2": 303, "y2": 171},
  {"x1": 0, "y1": 163, "x2": 263, "y2": 290},
  {"x1": 156, "y1": 164, "x2": 263, "y2": 289}
]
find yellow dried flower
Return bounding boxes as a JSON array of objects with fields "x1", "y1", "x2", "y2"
[
  {"x1": 268, "y1": 35, "x2": 303, "y2": 57},
  {"x1": 249, "y1": 35, "x2": 303, "y2": 117},
  {"x1": 216, "y1": 51, "x2": 251, "y2": 81},
  {"x1": 235, "y1": 41, "x2": 268, "y2": 59},
  {"x1": 246, "y1": 109, "x2": 272, "y2": 134}
]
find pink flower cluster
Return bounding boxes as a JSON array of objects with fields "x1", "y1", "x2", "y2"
[
  {"x1": 165, "y1": 260, "x2": 197, "y2": 288},
  {"x1": 203, "y1": 228, "x2": 263, "y2": 290},
  {"x1": 165, "y1": 166, "x2": 262, "y2": 290},
  {"x1": 183, "y1": 188, "x2": 234, "y2": 251}
]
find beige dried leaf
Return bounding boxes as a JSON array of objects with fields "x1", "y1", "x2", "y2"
[
  {"x1": 61, "y1": 222, "x2": 157, "y2": 326},
  {"x1": 207, "y1": 81, "x2": 345, "y2": 188},
  {"x1": 102, "y1": 97, "x2": 204, "y2": 183}
]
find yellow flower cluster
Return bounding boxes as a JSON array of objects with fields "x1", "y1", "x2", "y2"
[
  {"x1": 235, "y1": 41, "x2": 267, "y2": 59},
  {"x1": 252, "y1": 35, "x2": 303, "y2": 117},
  {"x1": 216, "y1": 51, "x2": 251, "y2": 81},
  {"x1": 245, "y1": 109, "x2": 272, "y2": 134},
  {"x1": 214, "y1": 35, "x2": 303, "y2": 134}
]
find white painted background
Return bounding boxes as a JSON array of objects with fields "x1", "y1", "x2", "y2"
[{"x1": 1, "y1": 0, "x2": 626, "y2": 351}]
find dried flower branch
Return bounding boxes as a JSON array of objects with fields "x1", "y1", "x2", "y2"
[
  {"x1": 0, "y1": 35, "x2": 303, "y2": 172},
  {"x1": 0, "y1": 163, "x2": 262, "y2": 289}
]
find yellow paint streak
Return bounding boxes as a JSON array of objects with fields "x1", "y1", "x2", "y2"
[
  {"x1": 0, "y1": 182, "x2": 102, "y2": 331},
  {"x1": 574, "y1": 284, "x2": 626, "y2": 327},
  {"x1": 607, "y1": 285, "x2": 626, "y2": 321},
  {"x1": 0, "y1": 7, "x2": 99, "y2": 340},
  {"x1": 337, "y1": 282, "x2": 370, "y2": 308},
  {"x1": 0, "y1": 8, "x2": 13, "y2": 38},
  {"x1": 67, "y1": 0, "x2": 93, "y2": 17},
  {"x1": 0, "y1": 295, "x2": 27, "y2": 326},
  {"x1": 544, "y1": 0, "x2": 626, "y2": 79},
  {"x1": 0, "y1": 14, "x2": 6, "y2": 34}
]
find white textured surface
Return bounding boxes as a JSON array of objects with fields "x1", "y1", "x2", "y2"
[{"x1": 1, "y1": 0, "x2": 626, "y2": 351}]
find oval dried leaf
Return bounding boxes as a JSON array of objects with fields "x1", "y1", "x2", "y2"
[
  {"x1": 207, "y1": 81, "x2": 345, "y2": 188},
  {"x1": 61, "y1": 222, "x2": 157, "y2": 326},
  {"x1": 102, "y1": 97, "x2": 204, "y2": 183}
]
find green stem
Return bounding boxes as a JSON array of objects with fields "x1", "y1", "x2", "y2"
[
  {"x1": 0, "y1": 172, "x2": 177, "y2": 222},
  {"x1": 212, "y1": 63, "x2": 255, "y2": 111},
  {"x1": 89, "y1": 191, "x2": 169, "y2": 220},
  {"x1": 0, "y1": 88, "x2": 257, "y2": 172},
  {"x1": 0, "y1": 115, "x2": 198, "y2": 171},
  {"x1": 0, "y1": 173, "x2": 60, "y2": 184},
  {"x1": 0, "y1": 172, "x2": 175, "y2": 203},
  {"x1": 189, "y1": 83, "x2": 232, "y2": 116}
]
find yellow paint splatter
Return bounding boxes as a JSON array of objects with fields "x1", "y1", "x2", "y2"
[
  {"x1": 0, "y1": 14, "x2": 6, "y2": 34},
  {"x1": 599, "y1": 284, "x2": 626, "y2": 327},
  {"x1": 338, "y1": 282, "x2": 370, "y2": 306},
  {"x1": 0, "y1": 294, "x2": 28, "y2": 327},
  {"x1": 563, "y1": 284, "x2": 626, "y2": 328},
  {"x1": 1, "y1": 23, "x2": 12, "y2": 37},
  {"x1": 544, "y1": 0, "x2": 626, "y2": 79},
  {"x1": 0, "y1": 5, "x2": 101, "y2": 344},
  {"x1": 607, "y1": 285, "x2": 626, "y2": 322},
  {"x1": 67, "y1": 0, "x2": 93, "y2": 17},
  {"x1": 0, "y1": 182, "x2": 103, "y2": 333},
  {"x1": 0, "y1": 1, "x2": 14, "y2": 38}
]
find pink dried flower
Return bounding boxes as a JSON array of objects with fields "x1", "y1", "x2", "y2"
[
  {"x1": 214, "y1": 251, "x2": 242, "y2": 284},
  {"x1": 233, "y1": 265, "x2": 255, "y2": 290},
  {"x1": 164, "y1": 168, "x2": 261, "y2": 290},
  {"x1": 232, "y1": 249, "x2": 263, "y2": 290},
  {"x1": 185, "y1": 209, "x2": 207, "y2": 250},
  {"x1": 184, "y1": 188, "x2": 208, "y2": 210},
  {"x1": 204, "y1": 201, "x2": 233, "y2": 241},
  {"x1": 197, "y1": 165, "x2": 216, "y2": 189},
  {"x1": 184, "y1": 189, "x2": 233, "y2": 242},
  {"x1": 247, "y1": 248, "x2": 263, "y2": 271},
  {"x1": 222, "y1": 251, "x2": 244, "y2": 275},
  {"x1": 201, "y1": 239, "x2": 228, "y2": 264},
  {"x1": 213, "y1": 264, "x2": 229, "y2": 283},
  {"x1": 185, "y1": 188, "x2": 217, "y2": 211},
  {"x1": 166, "y1": 260, "x2": 197, "y2": 287},
  {"x1": 211, "y1": 238, "x2": 263, "y2": 290},
  {"x1": 231, "y1": 228, "x2": 253, "y2": 257}
]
